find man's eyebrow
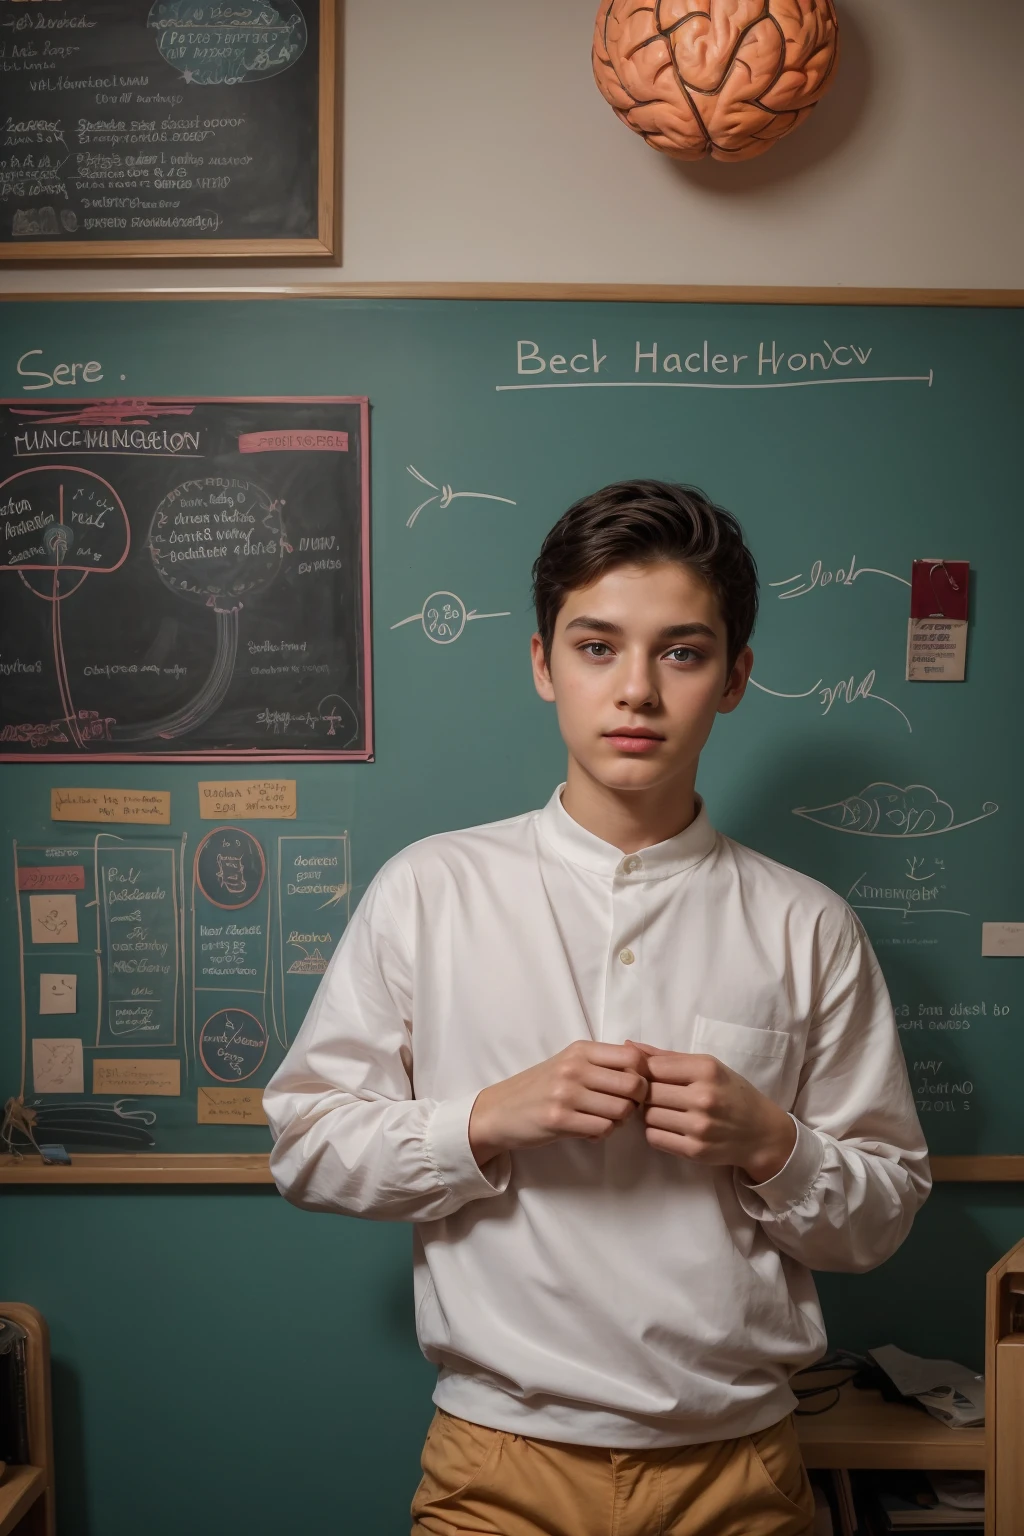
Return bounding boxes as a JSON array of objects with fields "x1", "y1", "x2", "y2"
[{"x1": 562, "y1": 616, "x2": 719, "y2": 641}]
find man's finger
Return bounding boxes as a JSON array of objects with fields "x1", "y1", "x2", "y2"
[{"x1": 628, "y1": 1049, "x2": 723, "y2": 1085}]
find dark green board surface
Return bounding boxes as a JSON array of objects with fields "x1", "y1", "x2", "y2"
[
  {"x1": 0, "y1": 298, "x2": 1021, "y2": 1536},
  {"x1": 2, "y1": 298, "x2": 1021, "y2": 1155}
]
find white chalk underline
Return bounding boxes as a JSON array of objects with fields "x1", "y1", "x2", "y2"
[{"x1": 496, "y1": 373, "x2": 934, "y2": 393}]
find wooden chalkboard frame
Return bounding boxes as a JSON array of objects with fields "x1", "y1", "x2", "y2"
[
  {"x1": 0, "y1": 282, "x2": 1020, "y2": 1184},
  {"x1": 0, "y1": 1, "x2": 340, "y2": 265}
]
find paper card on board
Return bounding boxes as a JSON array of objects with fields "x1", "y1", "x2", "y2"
[
  {"x1": 198, "y1": 780, "x2": 297, "y2": 819},
  {"x1": 51, "y1": 789, "x2": 171, "y2": 825},
  {"x1": 29, "y1": 893, "x2": 79, "y2": 945},
  {"x1": 982, "y1": 923, "x2": 1024, "y2": 957},
  {"x1": 32, "y1": 1038, "x2": 84, "y2": 1095},
  {"x1": 906, "y1": 559, "x2": 970, "y2": 682},
  {"x1": 197, "y1": 1087, "x2": 269, "y2": 1125},
  {"x1": 40, "y1": 974, "x2": 77, "y2": 1015},
  {"x1": 93, "y1": 1059, "x2": 181, "y2": 1097}
]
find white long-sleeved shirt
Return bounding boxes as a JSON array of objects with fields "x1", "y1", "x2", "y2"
[{"x1": 264, "y1": 785, "x2": 931, "y2": 1448}]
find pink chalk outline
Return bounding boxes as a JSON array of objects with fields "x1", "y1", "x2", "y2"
[{"x1": 0, "y1": 395, "x2": 373, "y2": 764}]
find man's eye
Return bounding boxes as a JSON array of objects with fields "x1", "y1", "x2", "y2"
[
  {"x1": 666, "y1": 647, "x2": 700, "y2": 663},
  {"x1": 580, "y1": 642, "x2": 612, "y2": 658}
]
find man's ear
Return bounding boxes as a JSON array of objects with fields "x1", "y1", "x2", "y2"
[
  {"x1": 717, "y1": 645, "x2": 754, "y2": 716},
  {"x1": 531, "y1": 632, "x2": 556, "y2": 703}
]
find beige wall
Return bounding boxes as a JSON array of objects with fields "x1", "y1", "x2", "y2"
[{"x1": 3, "y1": 0, "x2": 1022, "y2": 294}]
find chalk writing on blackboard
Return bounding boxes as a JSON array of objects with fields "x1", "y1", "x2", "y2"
[
  {"x1": 770, "y1": 556, "x2": 911, "y2": 599},
  {"x1": 0, "y1": 397, "x2": 371, "y2": 761},
  {"x1": 793, "y1": 782, "x2": 1000, "y2": 838},
  {"x1": 391, "y1": 591, "x2": 512, "y2": 646},
  {"x1": 405, "y1": 465, "x2": 517, "y2": 528},
  {"x1": 0, "y1": 0, "x2": 323, "y2": 248}
]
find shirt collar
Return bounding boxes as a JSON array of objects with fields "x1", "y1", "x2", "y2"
[{"x1": 537, "y1": 782, "x2": 717, "y2": 880}]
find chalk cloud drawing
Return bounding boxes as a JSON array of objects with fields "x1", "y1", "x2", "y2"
[
  {"x1": 391, "y1": 591, "x2": 511, "y2": 646},
  {"x1": 406, "y1": 466, "x2": 516, "y2": 528},
  {"x1": 794, "y1": 782, "x2": 999, "y2": 838}
]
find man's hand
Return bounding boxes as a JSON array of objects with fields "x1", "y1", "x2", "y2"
[
  {"x1": 627, "y1": 1040, "x2": 797, "y2": 1184},
  {"x1": 469, "y1": 1041, "x2": 650, "y2": 1167}
]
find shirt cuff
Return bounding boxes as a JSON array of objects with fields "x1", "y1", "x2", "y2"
[
  {"x1": 426, "y1": 1093, "x2": 512, "y2": 1205},
  {"x1": 734, "y1": 1115, "x2": 825, "y2": 1216}
]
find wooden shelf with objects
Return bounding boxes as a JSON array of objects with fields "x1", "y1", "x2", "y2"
[
  {"x1": 793, "y1": 1236, "x2": 1024, "y2": 1534},
  {"x1": 0, "y1": 1305, "x2": 54, "y2": 1536}
]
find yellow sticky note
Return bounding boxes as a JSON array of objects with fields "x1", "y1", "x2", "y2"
[
  {"x1": 198, "y1": 780, "x2": 297, "y2": 819},
  {"x1": 29, "y1": 894, "x2": 79, "y2": 945},
  {"x1": 93, "y1": 1059, "x2": 180, "y2": 1097},
  {"x1": 197, "y1": 1087, "x2": 269, "y2": 1125},
  {"x1": 40, "y1": 974, "x2": 77, "y2": 1015},
  {"x1": 51, "y1": 789, "x2": 171, "y2": 825}
]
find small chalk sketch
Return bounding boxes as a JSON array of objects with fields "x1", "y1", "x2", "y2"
[
  {"x1": 794, "y1": 782, "x2": 1000, "y2": 838},
  {"x1": 391, "y1": 591, "x2": 511, "y2": 645},
  {"x1": 198, "y1": 1008, "x2": 269, "y2": 1083},
  {"x1": 406, "y1": 466, "x2": 517, "y2": 528},
  {"x1": 770, "y1": 555, "x2": 910, "y2": 600},
  {"x1": 32, "y1": 1037, "x2": 84, "y2": 1095},
  {"x1": 751, "y1": 668, "x2": 911, "y2": 733},
  {"x1": 194, "y1": 827, "x2": 267, "y2": 909},
  {"x1": 286, "y1": 945, "x2": 330, "y2": 976}
]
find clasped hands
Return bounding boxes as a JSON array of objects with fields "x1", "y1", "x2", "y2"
[{"x1": 468, "y1": 1039, "x2": 796, "y2": 1186}]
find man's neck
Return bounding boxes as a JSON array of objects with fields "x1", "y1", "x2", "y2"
[{"x1": 560, "y1": 760, "x2": 699, "y2": 855}]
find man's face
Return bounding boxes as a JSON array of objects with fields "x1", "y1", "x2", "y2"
[{"x1": 531, "y1": 560, "x2": 752, "y2": 795}]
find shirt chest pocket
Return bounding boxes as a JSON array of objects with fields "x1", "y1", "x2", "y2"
[{"x1": 692, "y1": 1014, "x2": 791, "y2": 1101}]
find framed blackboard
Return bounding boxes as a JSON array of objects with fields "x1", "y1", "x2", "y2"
[
  {"x1": 0, "y1": 0, "x2": 338, "y2": 261},
  {"x1": 0, "y1": 395, "x2": 372, "y2": 761}
]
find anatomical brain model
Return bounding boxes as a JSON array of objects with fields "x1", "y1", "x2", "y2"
[{"x1": 593, "y1": 0, "x2": 839, "y2": 163}]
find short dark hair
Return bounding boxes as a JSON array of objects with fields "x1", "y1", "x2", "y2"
[{"x1": 531, "y1": 480, "x2": 759, "y2": 665}]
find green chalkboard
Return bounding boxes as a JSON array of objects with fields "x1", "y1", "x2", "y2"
[{"x1": 0, "y1": 295, "x2": 1021, "y2": 1161}]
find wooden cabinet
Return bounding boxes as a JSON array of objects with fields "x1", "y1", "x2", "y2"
[{"x1": 0, "y1": 1306, "x2": 54, "y2": 1536}]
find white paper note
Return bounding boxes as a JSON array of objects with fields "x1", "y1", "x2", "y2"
[
  {"x1": 982, "y1": 923, "x2": 1024, "y2": 957},
  {"x1": 39, "y1": 974, "x2": 78, "y2": 1015},
  {"x1": 32, "y1": 1037, "x2": 84, "y2": 1094}
]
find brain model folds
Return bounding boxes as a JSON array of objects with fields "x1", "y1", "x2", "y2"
[{"x1": 593, "y1": 0, "x2": 839, "y2": 163}]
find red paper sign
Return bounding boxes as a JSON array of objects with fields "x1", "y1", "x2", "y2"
[
  {"x1": 238, "y1": 430, "x2": 349, "y2": 454},
  {"x1": 17, "y1": 865, "x2": 86, "y2": 891},
  {"x1": 910, "y1": 561, "x2": 969, "y2": 621}
]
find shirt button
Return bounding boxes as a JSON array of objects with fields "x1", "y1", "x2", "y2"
[
  {"x1": 623, "y1": 856, "x2": 643, "y2": 874},
  {"x1": 619, "y1": 948, "x2": 635, "y2": 966}
]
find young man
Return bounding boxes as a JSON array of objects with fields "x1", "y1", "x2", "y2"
[{"x1": 264, "y1": 480, "x2": 931, "y2": 1536}]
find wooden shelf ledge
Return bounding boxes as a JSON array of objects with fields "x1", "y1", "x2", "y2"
[
  {"x1": 0, "y1": 1153, "x2": 274, "y2": 1185},
  {"x1": 0, "y1": 1465, "x2": 45, "y2": 1536},
  {"x1": 795, "y1": 1379, "x2": 986, "y2": 1471},
  {"x1": 1, "y1": 1152, "x2": 1021, "y2": 1185}
]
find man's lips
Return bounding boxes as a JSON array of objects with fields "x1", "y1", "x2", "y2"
[
  {"x1": 603, "y1": 728, "x2": 665, "y2": 752},
  {"x1": 603, "y1": 729, "x2": 665, "y2": 739}
]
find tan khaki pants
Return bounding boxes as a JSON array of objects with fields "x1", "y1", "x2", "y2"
[{"x1": 411, "y1": 1406, "x2": 815, "y2": 1536}]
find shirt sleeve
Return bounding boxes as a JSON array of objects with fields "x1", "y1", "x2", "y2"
[
  {"x1": 734, "y1": 909, "x2": 932, "y2": 1272},
  {"x1": 263, "y1": 874, "x2": 512, "y2": 1221}
]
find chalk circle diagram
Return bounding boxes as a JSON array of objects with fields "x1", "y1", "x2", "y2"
[
  {"x1": 391, "y1": 591, "x2": 512, "y2": 645},
  {"x1": 198, "y1": 1008, "x2": 269, "y2": 1083},
  {"x1": 794, "y1": 782, "x2": 999, "y2": 838},
  {"x1": 148, "y1": 0, "x2": 308, "y2": 85},
  {"x1": 114, "y1": 475, "x2": 287, "y2": 743},
  {"x1": 0, "y1": 465, "x2": 130, "y2": 749},
  {"x1": 194, "y1": 826, "x2": 267, "y2": 910}
]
